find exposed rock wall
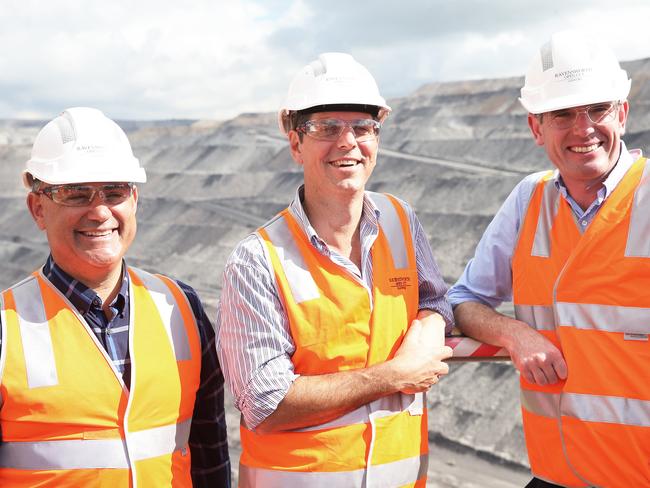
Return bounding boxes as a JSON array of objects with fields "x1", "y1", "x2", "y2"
[{"x1": 1, "y1": 58, "x2": 649, "y2": 470}]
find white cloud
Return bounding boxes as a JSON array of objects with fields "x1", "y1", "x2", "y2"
[{"x1": 2, "y1": 0, "x2": 650, "y2": 120}]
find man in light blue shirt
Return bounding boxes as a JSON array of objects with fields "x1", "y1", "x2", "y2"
[{"x1": 448, "y1": 30, "x2": 647, "y2": 488}]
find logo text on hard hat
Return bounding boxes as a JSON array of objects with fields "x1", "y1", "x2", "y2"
[
  {"x1": 324, "y1": 76, "x2": 354, "y2": 83},
  {"x1": 554, "y1": 68, "x2": 593, "y2": 83},
  {"x1": 76, "y1": 145, "x2": 105, "y2": 153}
]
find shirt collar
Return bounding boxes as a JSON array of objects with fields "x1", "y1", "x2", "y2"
[
  {"x1": 42, "y1": 255, "x2": 129, "y2": 316},
  {"x1": 554, "y1": 141, "x2": 640, "y2": 197},
  {"x1": 288, "y1": 185, "x2": 381, "y2": 249}
]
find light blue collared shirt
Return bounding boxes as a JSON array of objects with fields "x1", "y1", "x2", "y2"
[{"x1": 448, "y1": 142, "x2": 642, "y2": 309}]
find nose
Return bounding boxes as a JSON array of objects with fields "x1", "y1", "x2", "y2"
[
  {"x1": 85, "y1": 195, "x2": 113, "y2": 221},
  {"x1": 572, "y1": 110, "x2": 596, "y2": 133},
  {"x1": 337, "y1": 126, "x2": 358, "y2": 149}
]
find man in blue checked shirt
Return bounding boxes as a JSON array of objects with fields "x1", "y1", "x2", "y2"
[{"x1": 0, "y1": 107, "x2": 230, "y2": 487}]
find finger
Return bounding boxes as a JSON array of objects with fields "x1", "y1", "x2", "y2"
[
  {"x1": 542, "y1": 365, "x2": 558, "y2": 385},
  {"x1": 531, "y1": 367, "x2": 548, "y2": 386},
  {"x1": 521, "y1": 369, "x2": 535, "y2": 384},
  {"x1": 434, "y1": 362, "x2": 449, "y2": 376},
  {"x1": 554, "y1": 357, "x2": 568, "y2": 380},
  {"x1": 434, "y1": 346, "x2": 453, "y2": 360}
]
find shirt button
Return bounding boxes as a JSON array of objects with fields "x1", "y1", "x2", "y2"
[
  {"x1": 92, "y1": 297, "x2": 101, "y2": 307},
  {"x1": 106, "y1": 328, "x2": 113, "y2": 335},
  {"x1": 581, "y1": 220, "x2": 587, "y2": 226}
]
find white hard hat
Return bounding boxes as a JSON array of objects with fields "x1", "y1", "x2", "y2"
[
  {"x1": 23, "y1": 107, "x2": 146, "y2": 189},
  {"x1": 278, "y1": 52, "x2": 391, "y2": 134},
  {"x1": 519, "y1": 30, "x2": 631, "y2": 114}
]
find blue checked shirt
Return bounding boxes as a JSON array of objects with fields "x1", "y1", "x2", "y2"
[{"x1": 0, "y1": 255, "x2": 231, "y2": 488}]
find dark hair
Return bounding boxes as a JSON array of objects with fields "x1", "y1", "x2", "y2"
[{"x1": 30, "y1": 177, "x2": 42, "y2": 193}]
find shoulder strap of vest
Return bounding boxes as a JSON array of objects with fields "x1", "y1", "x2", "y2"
[
  {"x1": 258, "y1": 209, "x2": 321, "y2": 304},
  {"x1": 3, "y1": 273, "x2": 59, "y2": 389},
  {"x1": 367, "y1": 192, "x2": 416, "y2": 270},
  {"x1": 513, "y1": 170, "x2": 556, "y2": 256},
  {"x1": 127, "y1": 267, "x2": 197, "y2": 361},
  {"x1": 623, "y1": 157, "x2": 650, "y2": 257}
]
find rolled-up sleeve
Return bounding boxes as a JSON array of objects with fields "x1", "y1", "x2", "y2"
[
  {"x1": 216, "y1": 235, "x2": 298, "y2": 429},
  {"x1": 405, "y1": 202, "x2": 455, "y2": 332}
]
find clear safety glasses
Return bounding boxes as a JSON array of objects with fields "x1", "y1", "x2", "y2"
[
  {"x1": 546, "y1": 101, "x2": 620, "y2": 130},
  {"x1": 296, "y1": 118, "x2": 381, "y2": 142},
  {"x1": 37, "y1": 183, "x2": 134, "y2": 207}
]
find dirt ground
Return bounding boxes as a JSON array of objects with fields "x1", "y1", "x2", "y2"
[{"x1": 425, "y1": 440, "x2": 530, "y2": 487}]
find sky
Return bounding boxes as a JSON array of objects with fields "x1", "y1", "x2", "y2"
[{"x1": 3, "y1": 0, "x2": 650, "y2": 120}]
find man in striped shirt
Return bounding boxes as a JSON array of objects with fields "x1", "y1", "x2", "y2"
[
  {"x1": 217, "y1": 53, "x2": 453, "y2": 486},
  {"x1": 0, "y1": 107, "x2": 230, "y2": 487}
]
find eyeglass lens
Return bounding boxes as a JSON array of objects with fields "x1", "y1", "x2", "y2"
[
  {"x1": 44, "y1": 184, "x2": 133, "y2": 207},
  {"x1": 299, "y1": 119, "x2": 380, "y2": 141},
  {"x1": 549, "y1": 103, "x2": 617, "y2": 129}
]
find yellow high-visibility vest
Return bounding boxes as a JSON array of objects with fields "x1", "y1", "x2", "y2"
[{"x1": 0, "y1": 267, "x2": 202, "y2": 487}]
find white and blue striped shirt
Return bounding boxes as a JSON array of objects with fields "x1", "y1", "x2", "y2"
[{"x1": 216, "y1": 187, "x2": 454, "y2": 429}]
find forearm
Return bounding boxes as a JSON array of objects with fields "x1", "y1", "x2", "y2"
[
  {"x1": 454, "y1": 301, "x2": 567, "y2": 384},
  {"x1": 453, "y1": 300, "x2": 528, "y2": 350},
  {"x1": 255, "y1": 361, "x2": 402, "y2": 434},
  {"x1": 257, "y1": 310, "x2": 449, "y2": 434}
]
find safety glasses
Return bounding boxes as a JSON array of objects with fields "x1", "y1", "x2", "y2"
[
  {"x1": 37, "y1": 183, "x2": 134, "y2": 207},
  {"x1": 546, "y1": 102, "x2": 620, "y2": 130},
  {"x1": 296, "y1": 118, "x2": 381, "y2": 142}
]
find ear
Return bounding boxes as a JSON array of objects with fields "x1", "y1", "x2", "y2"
[
  {"x1": 527, "y1": 113, "x2": 545, "y2": 147},
  {"x1": 288, "y1": 130, "x2": 304, "y2": 166},
  {"x1": 26, "y1": 192, "x2": 47, "y2": 231},
  {"x1": 618, "y1": 100, "x2": 629, "y2": 135}
]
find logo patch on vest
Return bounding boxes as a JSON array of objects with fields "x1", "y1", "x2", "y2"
[
  {"x1": 389, "y1": 275, "x2": 412, "y2": 291},
  {"x1": 624, "y1": 333, "x2": 648, "y2": 342}
]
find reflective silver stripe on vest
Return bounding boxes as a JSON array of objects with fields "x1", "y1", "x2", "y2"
[
  {"x1": 522, "y1": 390, "x2": 650, "y2": 427},
  {"x1": 239, "y1": 452, "x2": 428, "y2": 488},
  {"x1": 521, "y1": 390, "x2": 560, "y2": 419},
  {"x1": 561, "y1": 393, "x2": 650, "y2": 427},
  {"x1": 368, "y1": 192, "x2": 409, "y2": 269},
  {"x1": 625, "y1": 159, "x2": 650, "y2": 257},
  {"x1": 293, "y1": 392, "x2": 423, "y2": 432},
  {"x1": 127, "y1": 417, "x2": 192, "y2": 462},
  {"x1": 262, "y1": 195, "x2": 410, "y2": 305},
  {"x1": 263, "y1": 215, "x2": 320, "y2": 304},
  {"x1": 130, "y1": 268, "x2": 191, "y2": 360},
  {"x1": 531, "y1": 179, "x2": 560, "y2": 257},
  {"x1": 11, "y1": 277, "x2": 59, "y2": 388},
  {"x1": 0, "y1": 418, "x2": 192, "y2": 470},
  {"x1": 514, "y1": 304, "x2": 556, "y2": 331},
  {"x1": 556, "y1": 301, "x2": 650, "y2": 334}
]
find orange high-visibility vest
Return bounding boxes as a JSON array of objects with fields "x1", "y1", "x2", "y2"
[
  {"x1": 513, "y1": 157, "x2": 650, "y2": 487},
  {"x1": 239, "y1": 192, "x2": 427, "y2": 488},
  {"x1": 0, "y1": 267, "x2": 202, "y2": 487}
]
